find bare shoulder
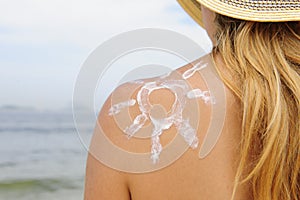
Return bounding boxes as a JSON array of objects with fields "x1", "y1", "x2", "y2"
[
  {"x1": 91, "y1": 54, "x2": 219, "y2": 163},
  {"x1": 85, "y1": 54, "x2": 249, "y2": 200}
]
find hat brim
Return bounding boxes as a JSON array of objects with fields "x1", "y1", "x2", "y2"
[
  {"x1": 177, "y1": 0, "x2": 300, "y2": 24},
  {"x1": 177, "y1": 0, "x2": 204, "y2": 27}
]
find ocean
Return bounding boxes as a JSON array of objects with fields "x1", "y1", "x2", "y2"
[{"x1": 0, "y1": 107, "x2": 94, "y2": 200}]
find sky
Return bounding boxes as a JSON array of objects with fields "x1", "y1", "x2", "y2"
[{"x1": 0, "y1": 0, "x2": 212, "y2": 111}]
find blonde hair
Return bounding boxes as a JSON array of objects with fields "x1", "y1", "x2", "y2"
[{"x1": 213, "y1": 15, "x2": 300, "y2": 200}]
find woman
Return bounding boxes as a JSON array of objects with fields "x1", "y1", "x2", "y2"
[{"x1": 85, "y1": 0, "x2": 300, "y2": 199}]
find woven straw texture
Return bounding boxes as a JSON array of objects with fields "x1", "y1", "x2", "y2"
[{"x1": 177, "y1": 0, "x2": 300, "y2": 26}]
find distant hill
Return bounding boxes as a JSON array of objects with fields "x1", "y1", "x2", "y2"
[{"x1": 0, "y1": 105, "x2": 36, "y2": 112}]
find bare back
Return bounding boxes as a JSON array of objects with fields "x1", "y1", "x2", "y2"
[{"x1": 84, "y1": 54, "x2": 252, "y2": 200}]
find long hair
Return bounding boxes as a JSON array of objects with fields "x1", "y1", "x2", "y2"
[{"x1": 213, "y1": 14, "x2": 300, "y2": 200}]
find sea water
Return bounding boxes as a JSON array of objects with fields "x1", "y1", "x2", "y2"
[{"x1": 0, "y1": 107, "x2": 94, "y2": 200}]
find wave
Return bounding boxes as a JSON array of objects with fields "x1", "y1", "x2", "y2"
[
  {"x1": 0, "y1": 127, "x2": 78, "y2": 134},
  {"x1": 0, "y1": 178, "x2": 82, "y2": 192}
]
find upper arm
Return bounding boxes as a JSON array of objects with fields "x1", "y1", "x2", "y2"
[
  {"x1": 84, "y1": 84, "x2": 135, "y2": 200},
  {"x1": 83, "y1": 79, "x2": 177, "y2": 199},
  {"x1": 84, "y1": 152, "x2": 131, "y2": 200}
]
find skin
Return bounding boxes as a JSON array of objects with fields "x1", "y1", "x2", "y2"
[
  {"x1": 201, "y1": 5, "x2": 217, "y2": 46},
  {"x1": 84, "y1": 6, "x2": 252, "y2": 200}
]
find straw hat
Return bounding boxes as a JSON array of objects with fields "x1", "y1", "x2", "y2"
[{"x1": 177, "y1": 0, "x2": 300, "y2": 27}]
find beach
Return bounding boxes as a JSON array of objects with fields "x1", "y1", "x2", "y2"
[{"x1": 0, "y1": 107, "x2": 93, "y2": 200}]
